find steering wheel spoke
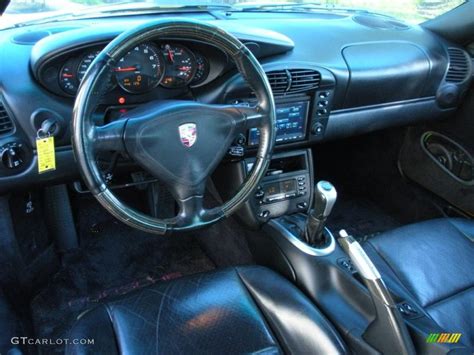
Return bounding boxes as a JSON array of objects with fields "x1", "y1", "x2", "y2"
[
  {"x1": 171, "y1": 180, "x2": 222, "y2": 229},
  {"x1": 93, "y1": 119, "x2": 127, "y2": 152},
  {"x1": 231, "y1": 105, "x2": 267, "y2": 133}
]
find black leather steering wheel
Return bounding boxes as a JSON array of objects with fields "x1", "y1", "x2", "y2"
[{"x1": 72, "y1": 19, "x2": 276, "y2": 234}]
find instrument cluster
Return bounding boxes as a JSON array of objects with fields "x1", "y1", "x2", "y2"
[{"x1": 58, "y1": 42, "x2": 210, "y2": 96}]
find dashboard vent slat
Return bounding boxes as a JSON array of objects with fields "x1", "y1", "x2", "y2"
[
  {"x1": 266, "y1": 70, "x2": 290, "y2": 94},
  {"x1": 288, "y1": 69, "x2": 321, "y2": 94},
  {"x1": 446, "y1": 48, "x2": 470, "y2": 83},
  {"x1": 266, "y1": 69, "x2": 321, "y2": 96},
  {"x1": 0, "y1": 100, "x2": 14, "y2": 136}
]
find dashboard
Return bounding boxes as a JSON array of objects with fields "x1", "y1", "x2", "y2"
[{"x1": 0, "y1": 11, "x2": 472, "y2": 193}]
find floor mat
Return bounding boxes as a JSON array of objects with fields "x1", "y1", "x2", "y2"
[
  {"x1": 31, "y1": 218, "x2": 215, "y2": 353},
  {"x1": 326, "y1": 196, "x2": 401, "y2": 241}
]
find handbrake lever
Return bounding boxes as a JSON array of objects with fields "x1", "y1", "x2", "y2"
[{"x1": 338, "y1": 230, "x2": 416, "y2": 355}]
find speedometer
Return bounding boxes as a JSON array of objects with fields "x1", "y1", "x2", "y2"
[
  {"x1": 114, "y1": 43, "x2": 164, "y2": 94},
  {"x1": 77, "y1": 50, "x2": 100, "y2": 82},
  {"x1": 76, "y1": 50, "x2": 115, "y2": 92},
  {"x1": 160, "y1": 44, "x2": 196, "y2": 88}
]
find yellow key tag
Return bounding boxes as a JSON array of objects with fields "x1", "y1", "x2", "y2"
[{"x1": 36, "y1": 136, "x2": 56, "y2": 174}]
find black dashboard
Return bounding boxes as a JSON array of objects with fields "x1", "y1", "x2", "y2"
[{"x1": 0, "y1": 11, "x2": 472, "y2": 192}]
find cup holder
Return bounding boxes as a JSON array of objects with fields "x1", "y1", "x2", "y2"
[{"x1": 421, "y1": 132, "x2": 474, "y2": 183}]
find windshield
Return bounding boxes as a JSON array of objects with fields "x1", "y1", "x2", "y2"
[{"x1": 3, "y1": 0, "x2": 466, "y2": 26}]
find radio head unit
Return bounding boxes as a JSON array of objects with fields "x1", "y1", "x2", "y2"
[{"x1": 248, "y1": 100, "x2": 309, "y2": 146}]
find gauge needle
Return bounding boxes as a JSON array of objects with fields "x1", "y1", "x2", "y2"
[
  {"x1": 167, "y1": 49, "x2": 174, "y2": 63},
  {"x1": 115, "y1": 67, "x2": 138, "y2": 72},
  {"x1": 62, "y1": 73, "x2": 74, "y2": 78}
]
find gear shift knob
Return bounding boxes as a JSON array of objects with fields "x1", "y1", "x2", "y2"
[
  {"x1": 313, "y1": 181, "x2": 337, "y2": 218},
  {"x1": 305, "y1": 181, "x2": 337, "y2": 246}
]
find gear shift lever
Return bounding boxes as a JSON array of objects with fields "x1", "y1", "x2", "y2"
[{"x1": 305, "y1": 181, "x2": 337, "y2": 246}]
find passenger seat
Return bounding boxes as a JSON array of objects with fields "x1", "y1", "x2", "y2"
[{"x1": 363, "y1": 218, "x2": 474, "y2": 350}]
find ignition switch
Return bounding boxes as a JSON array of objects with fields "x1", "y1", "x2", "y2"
[{"x1": 39, "y1": 118, "x2": 60, "y2": 137}]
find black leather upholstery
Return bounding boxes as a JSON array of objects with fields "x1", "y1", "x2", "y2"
[
  {"x1": 364, "y1": 218, "x2": 474, "y2": 348},
  {"x1": 66, "y1": 266, "x2": 347, "y2": 354}
]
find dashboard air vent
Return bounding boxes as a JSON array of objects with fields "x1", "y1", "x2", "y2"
[
  {"x1": 266, "y1": 69, "x2": 321, "y2": 96},
  {"x1": 0, "y1": 101, "x2": 14, "y2": 136},
  {"x1": 446, "y1": 48, "x2": 470, "y2": 83},
  {"x1": 266, "y1": 70, "x2": 290, "y2": 95},
  {"x1": 288, "y1": 69, "x2": 321, "y2": 93}
]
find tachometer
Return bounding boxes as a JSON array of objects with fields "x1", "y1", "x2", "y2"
[
  {"x1": 114, "y1": 43, "x2": 164, "y2": 94},
  {"x1": 160, "y1": 44, "x2": 196, "y2": 88}
]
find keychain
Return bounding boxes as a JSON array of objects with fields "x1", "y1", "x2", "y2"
[{"x1": 36, "y1": 128, "x2": 56, "y2": 174}]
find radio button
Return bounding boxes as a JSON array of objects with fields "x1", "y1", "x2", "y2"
[
  {"x1": 297, "y1": 202, "x2": 308, "y2": 210},
  {"x1": 255, "y1": 190, "x2": 265, "y2": 199},
  {"x1": 267, "y1": 195, "x2": 285, "y2": 203}
]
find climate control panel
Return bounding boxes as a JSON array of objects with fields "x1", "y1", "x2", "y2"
[{"x1": 246, "y1": 150, "x2": 313, "y2": 221}]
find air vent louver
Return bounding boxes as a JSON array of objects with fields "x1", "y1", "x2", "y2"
[
  {"x1": 0, "y1": 101, "x2": 14, "y2": 136},
  {"x1": 266, "y1": 70, "x2": 289, "y2": 95},
  {"x1": 266, "y1": 69, "x2": 321, "y2": 96},
  {"x1": 446, "y1": 48, "x2": 470, "y2": 83},
  {"x1": 288, "y1": 69, "x2": 321, "y2": 93}
]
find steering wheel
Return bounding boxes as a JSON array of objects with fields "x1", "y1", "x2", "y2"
[{"x1": 72, "y1": 19, "x2": 276, "y2": 234}]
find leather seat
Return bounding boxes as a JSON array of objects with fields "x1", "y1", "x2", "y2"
[
  {"x1": 66, "y1": 266, "x2": 347, "y2": 354},
  {"x1": 363, "y1": 218, "x2": 474, "y2": 349}
]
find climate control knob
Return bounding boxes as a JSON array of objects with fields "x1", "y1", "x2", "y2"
[{"x1": 1, "y1": 142, "x2": 24, "y2": 169}]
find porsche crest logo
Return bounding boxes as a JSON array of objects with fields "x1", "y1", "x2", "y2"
[{"x1": 178, "y1": 123, "x2": 197, "y2": 148}]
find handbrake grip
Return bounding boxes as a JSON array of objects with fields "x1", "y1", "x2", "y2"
[{"x1": 338, "y1": 230, "x2": 416, "y2": 355}]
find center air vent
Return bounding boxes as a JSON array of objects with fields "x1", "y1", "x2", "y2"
[
  {"x1": 446, "y1": 48, "x2": 471, "y2": 83},
  {"x1": 266, "y1": 69, "x2": 321, "y2": 96},
  {"x1": 0, "y1": 100, "x2": 14, "y2": 136}
]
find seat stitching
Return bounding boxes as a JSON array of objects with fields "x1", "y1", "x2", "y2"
[
  {"x1": 425, "y1": 285, "x2": 474, "y2": 309},
  {"x1": 154, "y1": 282, "x2": 174, "y2": 355}
]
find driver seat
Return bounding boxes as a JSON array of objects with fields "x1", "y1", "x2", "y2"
[{"x1": 66, "y1": 266, "x2": 347, "y2": 354}]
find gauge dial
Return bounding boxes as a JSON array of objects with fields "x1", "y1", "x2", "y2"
[
  {"x1": 59, "y1": 59, "x2": 79, "y2": 95},
  {"x1": 77, "y1": 50, "x2": 100, "y2": 82},
  {"x1": 76, "y1": 50, "x2": 116, "y2": 92},
  {"x1": 115, "y1": 43, "x2": 164, "y2": 94},
  {"x1": 160, "y1": 44, "x2": 196, "y2": 88},
  {"x1": 191, "y1": 52, "x2": 210, "y2": 85}
]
